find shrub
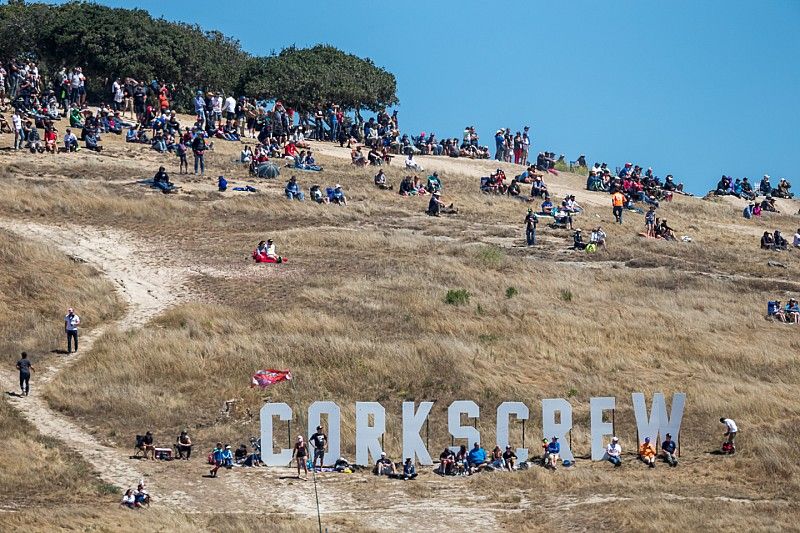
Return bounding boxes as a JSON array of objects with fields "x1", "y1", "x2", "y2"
[
  {"x1": 476, "y1": 246, "x2": 504, "y2": 267},
  {"x1": 560, "y1": 288, "x2": 573, "y2": 302},
  {"x1": 444, "y1": 289, "x2": 470, "y2": 306},
  {"x1": 505, "y1": 286, "x2": 518, "y2": 299}
]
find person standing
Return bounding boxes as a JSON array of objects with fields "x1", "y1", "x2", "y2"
[
  {"x1": 192, "y1": 131, "x2": 207, "y2": 176},
  {"x1": 524, "y1": 208, "x2": 537, "y2": 246},
  {"x1": 611, "y1": 190, "x2": 626, "y2": 224},
  {"x1": 521, "y1": 126, "x2": 531, "y2": 166},
  {"x1": 209, "y1": 442, "x2": 224, "y2": 477},
  {"x1": 310, "y1": 425, "x2": 328, "y2": 471},
  {"x1": 293, "y1": 436, "x2": 309, "y2": 479},
  {"x1": 720, "y1": 417, "x2": 738, "y2": 444},
  {"x1": 16, "y1": 352, "x2": 33, "y2": 396},
  {"x1": 65, "y1": 307, "x2": 80, "y2": 353}
]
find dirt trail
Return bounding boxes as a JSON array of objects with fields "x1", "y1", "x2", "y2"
[{"x1": 0, "y1": 220, "x2": 188, "y2": 504}]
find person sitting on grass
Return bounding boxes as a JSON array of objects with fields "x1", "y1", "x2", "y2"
[
  {"x1": 661, "y1": 433, "x2": 678, "y2": 467},
  {"x1": 606, "y1": 436, "x2": 622, "y2": 467},
  {"x1": 285, "y1": 176, "x2": 305, "y2": 201},
  {"x1": 540, "y1": 195, "x2": 554, "y2": 215},
  {"x1": 785, "y1": 298, "x2": 800, "y2": 324},
  {"x1": 455, "y1": 445, "x2": 469, "y2": 476},
  {"x1": 63, "y1": 128, "x2": 78, "y2": 152},
  {"x1": 573, "y1": 229, "x2": 587, "y2": 250},
  {"x1": 374, "y1": 451, "x2": 396, "y2": 476},
  {"x1": 403, "y1": 458, "x2": 418, "y2": 480},
  {"x1": 767, "y1": 299, "x2": 786, "y2": 322},
  {"x1": 253, "y1": 239, "x2": 284, "y2": 263},
  {"x1": 590, "y1": 226, "x2": 607, "y2": 248},
  {"x1": 761, "y1": 231, "x2": 775, "y2": 250},
  {"x1": 134, "y1": 483, "x2": 150, "y2": 507},
  {"x1": 774, "y1": 178, "x2": 793, "y2": 199},
  {"x1": 773, "y1": 230, "x2": 788, "y2": 250},
  {"x1": 438, "y1": 447, "x2": 455, "y2": 475},
  {"x1": 467, "y1": 442, "x2": 488, "y2": 473},
  {"x1": 175, "y1": 430, "x2": 192, "y2": 460},
  {"x1": 502, "y1": 445, "x2": 517, "y2": 471},
  {"x1": 121, "y1": 488, "x2": 139, "y2": 509},
  {"x1": 638, "y1": 437, "x2": 657, "y2": 468},
  {"x1": 351, "y1": 146, "x2": 367, "y2": 166},
  {"x1": 426, "y1": 172, "x2": 443, "y2": 194},
  {"x1": 152, "y1": 166, "x2": 176, "y2": 193},
  {"x1": 656, "y1": 219, "x2": 676, "y2": 241},
  {"x1": 426, "y1": 191, "x2": 458, "y2": 216},
  {"x1": 544, "y1": 437, "x2": 561, "y2": 470},
  {"x1": 761, "y1": 196, "x2": 779, "y2": 213},
  {"x1": 330, "y1": 184, "x2": 347, "y2": 206},
  {"x1": 490, "y1": 446, "x2": 505, "y2": 469},
  {"x1": 374, "y1": 169, "x2": 393, "y2": 190},
  {"x1": 405, "y1": 152, "x2": 423, "y2": 171}
]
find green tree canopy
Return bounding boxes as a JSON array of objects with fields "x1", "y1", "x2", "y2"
[{"x1": 0, "y1": 2, "x2": 397, "y2": 112}]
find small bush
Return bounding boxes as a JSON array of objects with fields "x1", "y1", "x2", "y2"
[
  {"x1": 476, "y1": 246, "x2": 504, "y2": 267},
  {"x1": 567, "y1": 388, "x2": 578, "y2": 398},
  {"x1": 445, "y1": 289, "x2": 470, "y2": 306},
  {"x1": 560, "y1": 288, "x2": 573, "y2": 302},
  {"x1": 505, "y1": 286, "x2": 518, "y2": 299}
]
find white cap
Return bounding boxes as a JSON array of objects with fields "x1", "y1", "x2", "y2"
[{"x1": 612, "y1": 436, "x2": 619, "y2": 441}]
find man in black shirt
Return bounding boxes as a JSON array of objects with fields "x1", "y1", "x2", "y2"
[
  {"x1": 16, "y1": 352, "x2": 33, "y2": 396},
  {"x1": 310, "y1": 425, "x2": 328, "y2": 470}
]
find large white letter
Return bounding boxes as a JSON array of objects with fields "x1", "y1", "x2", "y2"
[
  {"x1": 448, "y1": 401, "x2": 480, "y2": 453},
  {"x1": 496, "y1": 402, "x2": 529, "y2": 462},
  {"x1": 402, "y1": 401, "x2": 433, "y2": 465},
  {"x1": 307, "y1": 401, "x2": 341, "y2": 467},
  {"x1": 542, "y1": 398, "x2": 574, "y2": 462},
  {"x1": 590, "y1": 397, "x2": 616, "y2": 461},
  {"x1": 260, "y1": 402, "x2": 293, "y2": 466},
  {"x1": 355, "y1": 402, "x2": 385, "y2": 466},
  {"x1": 632, "y1": 392, "x2": 686, "y2": 446}
]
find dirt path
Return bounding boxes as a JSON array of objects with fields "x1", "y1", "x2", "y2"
[{"x1": 0, "y1": 220, "x2": 189, "y2": 505}]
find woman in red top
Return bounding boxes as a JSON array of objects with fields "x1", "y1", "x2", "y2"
[{"x1": 44, "y1": 127, "x2": 58, "y2": 153}]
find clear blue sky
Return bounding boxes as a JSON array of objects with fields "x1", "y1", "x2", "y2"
[{"x1": 49, "y1": 0, "x2": 799, "y2": 192}]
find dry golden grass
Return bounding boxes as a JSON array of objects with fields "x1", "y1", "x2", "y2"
[{"x1": 1, "y1": 126, "x2": 799, "y2": 530}]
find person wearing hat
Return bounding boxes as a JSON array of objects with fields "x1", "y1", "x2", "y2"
[
  {"x1": 573, "y1": 229, "x2": 587, "y2": 250},
  {"x1": 292, "y1": 436, "x2": 309, "y2": 479},
  {"x1": 310, "y1": 425, "x2": 328, "y2": 471},
  {"x1": 606, "y1": 436, "x2": 622, "y2": 467},
  {"x1": 638, "y1": 437, "x2": 657, "y2": 468},
  {"x1": 64, "y1": 307, "x2": 81, "y2": 353},
  {"x1": 767, "y1": 298, "x2": 786, "y2": 322},
  {"x1": 544, "y1": 437, "x2": 561, "y2": 470},
  {"x1": 785, "y1": 298, "x2": 800, "y2": 323},
  {"x1": 402, "y1": 457, "x2": 417, "y2": 480},
  {"x1": 374, "y1": 451, "x2": 396, "y2": 476},
  {"x1": 759, "y1": 175, "x2": 772, "y2": 196},
  {"x1": 220, "y1": 444, "x2": 234, "y2": 467},
  {"x1": 427, "y1": 190, "x2": 444, "y2": 217},
  {"x1": 661, "y1": 433, "x2": 678, "y2": 467}
]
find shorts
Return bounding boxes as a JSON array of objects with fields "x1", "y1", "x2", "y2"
[
  {"x1": 226, "y1": 111, "x2": 235, "y2": 121},
  {"x1": 134, "y1": 102, "x2": 145, "y2": 114},
  {"x1": 313, "y1": 449, "x2": 324, "y2": 459}
]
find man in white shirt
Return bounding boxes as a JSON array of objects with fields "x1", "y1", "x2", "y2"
[
  {"x1": 720, "y1": 418, "x2": 737, "y2": 443},
  {"x1": 65, "y1": 307, "x2": 81, "y2": 353},
  {"x1": 112, "y1": 78, "x2": 124, "y2": 111},
  {"x1": 211, "y1": 94, "x2": 223, "y2": 123},
  {"x1": 224, "y1": 94, "x2": 236, "y2": 127},
  {"x1": 606, "y1": 436, "x2": 622, "y2": 467}
]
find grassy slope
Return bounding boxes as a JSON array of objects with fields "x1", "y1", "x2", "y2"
[{"x1": 0, "y1": 124, "x2": 798, "y2": 530}]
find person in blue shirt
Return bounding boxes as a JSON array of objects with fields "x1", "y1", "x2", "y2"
[
  {"x1": 785, "y1": 298, "x2": 800, "y2": 323},
  {"x1": 403, "y1": 458, "x2": 417, "y2": 480},
  {"x1": 742, "y1": 203, "x2": 754, "y2": 219},
  {"x1": 209, "y1": 442, "x2": 224, "y2": 477},
  {"x1": 767, "y1": 300, "x2": 786, "y2": 322},
  {"x1": 541, "y1": 196, "x2": 553, "y2": 215},
  {"x1": 545, "y1": 437, "x2": 561, "y2": 470},
  {"x1": 330, "y1": 184, "x2": 347, "y2": 206},
  {"x1": 220, "y1": 444, "x2": 234, "y2": 467},
  {"x1": 285, "y1": 176, "x2": 304, "y2": 201},
  {"x1": 467, "y1": 442, "x2": 487, "y2": 472},
  {"x1": 661, "y1": 433, "x2": 678, "y2": 467}
]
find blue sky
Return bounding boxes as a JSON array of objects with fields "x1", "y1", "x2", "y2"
[{"x1": 50, "y1": 0, "x2": 799, "y2": 192}]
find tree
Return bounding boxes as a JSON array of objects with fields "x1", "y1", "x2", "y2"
[{"x1": 242, "y1": 45, "x2": 398, "y2": 112}]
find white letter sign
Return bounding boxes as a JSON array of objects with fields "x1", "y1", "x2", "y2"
[
  {"x1": 260, "y1": 402, "x2": 293, "y2": 466},
  {"x1": 355, "y1": 402, "x2": 386, "y2": 466}
]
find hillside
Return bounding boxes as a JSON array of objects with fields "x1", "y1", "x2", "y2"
[{"x1": 1, "y1": 120, "x2": 799, "y2": 532}]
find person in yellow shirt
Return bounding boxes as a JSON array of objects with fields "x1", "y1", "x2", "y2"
[
  {"x1": 639, "y1": 437, "x2": 657, "y2": 468},
  {"x1": 611, "y1": 191, "x2": 626, "y2": 224}
]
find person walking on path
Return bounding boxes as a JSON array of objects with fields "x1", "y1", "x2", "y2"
[
  {"x1": 524, "y1": 208, "x2": 537, "y2": 246},
  {"x1": 16, "y1": 352, "x2": 33, "y2": 396},
  {"x1": 65, "y1": 307, "x2": 81, "y2": 353}
]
